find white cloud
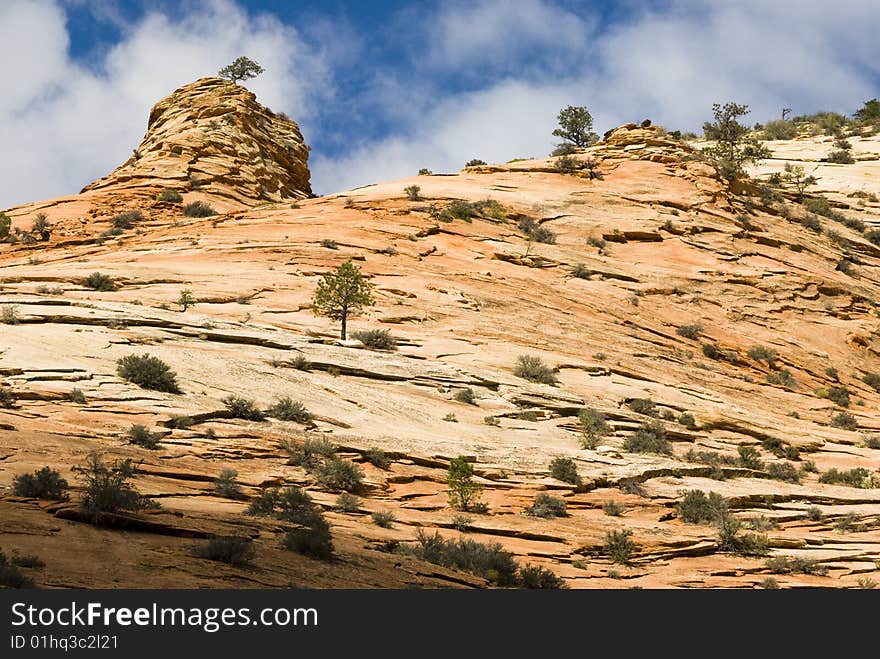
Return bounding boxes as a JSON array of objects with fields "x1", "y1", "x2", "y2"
[{"x1": 0, "y1": 0, "x2": 333, "y2": 208}]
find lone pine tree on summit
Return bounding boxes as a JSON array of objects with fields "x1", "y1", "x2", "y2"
[
  {"x1": 218, "y1": 56, "x2": 265, "y2": 84},
  {"x1": 312, "y1": 259, "x2": 375, "y2": 340},
  {"x1": 552, "y1": 105, "x2": 599, "y2": 148}
]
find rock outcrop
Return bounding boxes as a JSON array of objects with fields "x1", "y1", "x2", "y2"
[{"x1": 82, "y1": 77, "x2": 312, "y2": 204}]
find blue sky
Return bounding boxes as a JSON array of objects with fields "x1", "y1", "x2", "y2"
[{"x1": 1, "y1": 0, "x2": 878, "y2": 207}]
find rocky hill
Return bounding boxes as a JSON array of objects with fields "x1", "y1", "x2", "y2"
[{"x1": 1, "y1": 84, "x2": 880, "y2": 589}]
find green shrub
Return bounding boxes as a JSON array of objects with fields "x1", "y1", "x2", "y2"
[
  {"x1": 111, "y1": 210, "x2": 143, "y2": 229},
  {"x1": 0, "y1": 212, "x2": 11, "y2": 240},
  {"x1": 116, "y1": 354, "x2": 181, "y2": 393},
  {"x1": 767, "y1": 462, "x2": 800, "y2": 483},
  {"x1": 69, "y1": 388, "x2": 87, "y2": 404},
  {"x1": 365, "y1": 448, "x2": 390, "y2": 470},
  {"x1": 549, "y1": 457, "x2": 580, "y2": 485},
  {"x1": 830, "y1": 412, "x2": 858, "y2": 430},
  {"x1": 418, "y1": 168, "x2": 431, "y2": 175},
  {"x1": 766, "y1": 369, "x2": 796, "y2": 388},
  {"x1": 827, "y1": 149, "x2": 855, "y2": 164},
  {"x1": 74, "y1": 454, "x2": 158, "y2": 521},
  {"x1": 253, "y1": 487, "x2": 334, "y2": 560},
  {"x1": 83, "y1": 272, "x2": 115, "y2": 291},
  {"x1": 451, "y1": 514, "x2": 472, "y2": 532},
  {"x1": 513, "y1": 355, "x2": 557, "y2": 385},
  {"x1": 835, "y1": 513, "x2": 864, "y2": 533},
  {"x1": 738, "y1": 446, "x2": 765, "y2": 470},
  {"x1": 12, "y1": 467, "x2": 69, "y2": 500},
  {"x1": 824, "y1": 386, "x2": 851, "y2": 408},
  {"x1": 157, "y1": 189, "x2": 184, "y2": 203},
  {"x1": 453, "y1": 388, "x2": 476, "y2": 405},
  {"x1": 282, "y1": 436, "x2": 336, "y2": 469},
  {"x1": 466, "y1": 159, "x2": 487, "y2": 167},
  {"x1": 320, "y1": 239, "x2": 338, "y2": 250},
  {"x1": 484, "y1": 415, "x2": 500, "y2": 427},
  {"x1": 677, "y1": 490, "x2": 728, "y2": 524},
  {"x1": 291, "y1": 354, "x2": 312, "y2": 371},
  {"x1": 807, "y1": 506, "x2": 823, "y2": 521},
  {"x1": 717, "y1": 514, "x2": 769, "y2": 556},
  {"x1": 352, "y1": 329, "x2": 397, "y2": 351},
  {"x1": 10, "y1": 554, "x2": 44, "y2": 569},
  {"x1": 223, "y1": 395, "x2": 265, "y2": 421},
  {"x1": 0, "y1": 551, "x2": 35, "y2": 589},
  {"x1": 405, "y1": 530, "x2": 519, "y2": 586},
  {"x1": 447, "y1": 456, "x2": 483, "y2": 512},
  {"x1": 759, "y1": 577, "x2": 780, "y2": 589},
  {"x1": 183, "y1": 201, "x2": 217, "y2": 217},
  {"x1": 678, "y1": 412, "x2": 697, "y2": 429},
  {"x1": 336, "y1": 492, "x2": 361, "y2": 512},
  {"x1": 676, "y1": 323, "x2": 703, "y2": 340},
  {"x1": 283, "y1": 521, "x2": 333, "y2": 560},
  {"x1": 765, "y1": 555, "x2": 828, "y2": 576},
  {"x1": 627, "y1": 398, "x2": 657, "y2": 417},
  {"x1": 371, "y1": 510, "x2": 396, "y2": 528},
  {"x1": 862, "y1": 373, "x2": 880, "y2": 392},
  {"x1": 525, "y1": 492, "x2": 568, "y2": 518},
  {"x1": 0, "y1": 386, "x2": 16, "y2": 408},
  {"x1": 603, "y1": 500, "x2": 626, "y2": 516},
  {"x1": 214, "y1": 468, "x2": 244, "y2": 499},
  {"x1": 194, "y1": 536, "x2": 254, "y2": 565},
  {"x1": 518, "y1": 564, "x2": 566, "y2": 589},
  {"x1": 762, "y1": 119, "x2": 797, "y2": 140},
  {"x1": 127, "y1": 424, "x2": 160, "y2": 450},
  {"x1": 246, "y1": 488, "x2": 281, "y2": 517},
  {"x1": 404, "y1": 185, "x2": 422, "y2": 201},
  {"x1": 747, "y1": 346, "x2": 778, "y2": 366},
  {"x1": 517, "y1": 216, "x2": 557, "y2": 244},
  {"x1": 1, "y1": 304, "x2": 18, "y2": 325},
  {"x1": 818, "y1": 467, "x2": 870, "y2": 487},
  {"x1": 624, "y1": 420, "x2": 672, "y2": 455},
  {"x1": 801, "y1": 214, "x2": 822, "y2": 232},
  {"x1": 268, "y1": 397, "x2": 311, "y2": 423},
  {"x1": 572, "y1": 263, "x2": 591, "y2": 279},
  {"x1": 604, "y1": 529, "x2": 636, "y2": 564},
  {"x1": 314, "y1": 456, "x2": 364, "y2": 493},
  {"x1": 579, "y1": 407, "x2": 610, "y2": 449}
]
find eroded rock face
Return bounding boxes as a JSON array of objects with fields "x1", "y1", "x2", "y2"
[{"x1": 82, "y1": 77, "x2": 312, "y2": 204}]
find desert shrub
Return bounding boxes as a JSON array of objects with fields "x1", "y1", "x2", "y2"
[
  {"x1": 74, "y1": 454, "x2": 158, "y2": 520},
  {"x1": 571, "y1": 263, "x2": 591, "y2": 279},
  {"x1": 484, "y1": 415, "x2": 501, "y2": 426},
  {"x1": 194, "y1": 536, "x2": 254, "y2": 566},
  {"x1": 335, "y1": 492, "x2": 361, "y2": 512},
  {"x1": 282, "y1": 436, "x2": 336, "y2": 469},
  {"x1": 525, "y1": 492, "x2": 568, "y2": 518},
  {"x1": 0, "y1": 212, "x2": 10, "y2": 240},
  {"x1": 862, "y1": 373, "x2": 880, "y2": 392},
  {"x1": 116, "y1": 354, "x2": 181, "y2": 393},
  {"x1": 678, "y1": 412, "x2": 697, "y2": 429},
  {"x1": 518, "y1": 564, "x2": 566, "y2": 589},
  {"x1": 352, "y1": 328, "x2": 397, "y2": 351},
  {"x1": 830, "y1": 412, "x2": 858, "y2": 430},
  {"x1": 466, "y1": 159, "x2": 487, "y2": 167},
  {"x1": 745, "y1": 515, "x2": 777, "y2": 531},
  {"x1": 579, "y1": 407, "x2": 610, "y2": 449},
  {"x1": 314, "y1": 456, "x2": 364, "y2": 493},
  {"x1": 513, "y1": 355, "x2": 557, "y2": 385},
  {"x1": 767, "y1": 462, "x2": 801, "y2": 483},
  {"x1": 447, "y1": 456, "x2": 483, "y2": 512},
  {"x1": 291, "y1": 354, "x2": 312, "y2": 371},
  {"x1": 404, "y1": 185, "x2": 422, "y2": 202},
  {"x1": 549, "y1": 457, "x2": 580, "y2": 485},
  {"x1": 443, "y1": 413, "x2": 458, "y2": 423},
  {"x1": 587, "y1": 235, "x2": 606, "y2": 249},
  {"x1": 827, "y1": 149, "x2": 855, "y2": 164},
  {"x1": 866, "y1": 230, "x2": 880, "y2": 246},
  {"x1": 864, "y1": 436, "x2": 880, "y2": 450},
  {"x1": 223, "y1": 395, "x2": 265, "y2": 421},
  {"x1": 677, "y1": 490, "x2": 728, "y2": 524},
  {"x1": 801, "y1": 214, "x2": 822, "y2": 232},
  {"x1": 283, "y1": 523, "x2": 334, "y2": 559},
  {"x1": 157, "y1": 189, "x2": 184, "y2": 203},
  {"x1": 765, "y1": 555, "x2": 828, "y2": 576},
  {"x1": 759, "y1": 577, "x2": 780, "y2": 589},
  {"x1": 624, "y1": 420, "x2": 672, "y2": 455},
  {"x1": 738, "y1": 446, "x2": 765, "y2": 470},
  {"x1": 320, "y1": 238, "x2": 338, "y2": 250},
  {"x1": 818, "y1": 467, "x2": 870, "y2": 487},
  {"x1": 676, "y1": 323, "x2": 703, "y2": 340},
  {"x1": 0, "y1": 551, "x2": 35, "y2": 589},
  {"x1": 453, "y1": 388, "x2": 476, "y2": 405},
  {"x1": 69, "y1": 388, "x2": 86, "y2": 404},
  {"x1": 183, "y1": 201, "x2": 216, "y2": 217},
  {"x1": 824, "y1": 386, "x2": 851, "y2": 408},
  {"x1": 604, "y1": 529, "x2": 636, "y2": 564},
  {"x1": 803, "y1": 197, "x2": 845, "y2": 221},
  {"x1": 766, "y1": 369, "x2": 796, "y2": 388},
  {"x1": 12, "y1": 467, "x2": 69, "y2": 500},
  {"x1": 762, "y1": 119, "x2": 797, "y2": 140},
  {"x1": 807, "y1": 506, "x2": 823, "y2": 521},
  {"x1": 0, "y1": 387, "x2": 17, "y2": 408},
  {"x1": 1, "y1": 304, "x2": 18, "y2": 325},
  {"x1": 371, "y1": 510, "x2": 396, "y2": 528},
  {"x1": 717, "y1": 514, "x2": 769, "y2": 556},
  {"x1": 406, "y1": 530, "x2": 520, "y2": 586},
  {"x1": 246, "y1": 488, "x2": 281, "y2": 517},
  {"x1": 214, "y1": 468, "x2": 244, "y2": 499},
  {"x1": 627, "y1": 398, "x2": 657, "y2": 417},
  {"x1": 747, "y1": 346, "x2": 778, "y2": 366},
  {"x1": 83, "y1": 272, "x2": 115, "y2": 291},
  {"x1": 252, "y1": 487, "x2": 334, "y2": 558},
  {"x1": 365, "y1": 448, "x2": 390, "y2": 470},
  {"x1": 451, "y1": 514, "x2": 472, "y2": 532},
  {"x1": 603, "y1": 500, "x2": 626, "y2": 516},
  {"x1": 268, "y1": 397, "x2": 312, "y2": 423},
  {"x1": 111, "y1": 210, "x2": 143, "y2": 230},
  {"x1": 445, "y1": 200, "x2": 475, "y2": 222},
  {"x1": 661, "y1": 409, "x2": 676, "y2": 421},
  {"x1": 127, "y1": 424, "x2": 161, "y2": 450},
  {"x1": 418, "y1": 168, "x2": 431, "y2": 175},
  {"x1": 835, "y1": 513, "x2": 864, "y2": 533},
  {"x1": 10, "y1": 554, "x2": 44, "y2": 568}
]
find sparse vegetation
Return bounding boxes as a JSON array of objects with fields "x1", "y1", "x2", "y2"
[
  {"x1": 747, "y1": 346, "x2": 778, "y2": 367},
  {"x1": 12, "y1": 467, "x2": 69, "y2": 500},
  {"x1": 624, "y1": 420, "x2": 671, "y2": 455},
  {"x1": 701, "y1": 102, "x2": 772, "y2": 180},
  {"x1": 218, "y1": 56, "x2": 264, "y2": 84},
  {"x1": 405, "y1": 530, "x2": 519, "y2": 586},
  {"x1": 268, "y1": 397, "x2": 312, "y2": 423},
  {"x1": 830, "y1": 412, "x2": 858, "y2": 430},
  {"x1": 627, "y1": 398, "x2": 657, "y2": 417},
  {"x1": 517, "y1": 216, "x2": 557, "y2": 244},
  {"x1": 182, "y1": 201, "x2": 217, "y2": 217},
  {"x1": 807, "y1": 506, "x2": 823, "y2": 521},
  {"x1": 862, "y1": 373, "x2": 880, "y2": 393},
  {"x1": 767, "y1": 461, "x2": 801, "y2": 484},
  {"x1": 552, "y1": 105, "x2": 598, "y2": 148},
  {"x1": 453, "y1": 388, "x2": 476, "y2": 405},
  {"x1": 83, "y1": 272, "x2": 116, "y2": 291},
  {"x1": 321, "y1": 238, "x2": 338, "y2": 249},
  {"x1": 677, "y1": 490, "x2": 728, "y2": 524},
  {"x1": 314, "y1": 456, "x2": 364, "y2": 493},
  {"x1": 177, "y1": 289, "x2": 196, "y2": 311},
  {"x1": 835, "y1": 513, "x2": 864, "y2": 533},
  {"x1": 678, "y1": 412, "x2": 697, "y2": 429},
  {"x1": 157, "y1": 189, "x2": 183, "y2": 203},
  {"x1": 223, "y1": 395, "x2": 265, "y2": 421},
  {"x1": 0, "y1": 551, "x2": 35, "y2": 589},
  {"x1": 371, "y1": 510, "x2": 396, "y2": 528},
  {"x1": 513, "y1": 354, "x2": 557, "y2": 385},
  {"x1": 116, "y1": 354, "x2": 181, "y2": 393},
  {"x1": 1, "y1": 304, "x2": 18, "y2": 325},
  {"x1": 603, "y1": 500, "x2": 626, "y2": 517},
  {"x1": 676, "y1": 323, "x2": 704, "y2": 340},
  {"x1": 365, "y1": 448, "x2": 390, "y2": 470},
  {"x1": 214, "y1": 468, "x2": 244, "y2": 499},
  {"x1": 0, "y1": 387, "x2": 17, "y2": 408},
  {"x1": 466, "y1": 159, "x2": 487, "y2": 167},
  {"x1": 766, "y1": 369, "x2": 796, "y2": 389},
  {"x1": 525, "y1": 492, "x2": 568, "y2": 518},
  {"x1": 447, "y1": 456, "x2": 484, "y2": 512},
  {"x1": 717, "y1": 514, "x2": 769, "y2": 556},
  {"x1": 404, "y1": 185, "x2": 422, "y2": 201},
  {"x1": 738, "y1": 446, "x2": 765, "y2": 470},
  {"x1": 549, "y1": 457, "x2": 580, "y2": 485},
  {"x1": 824, "y1": 386, "x2": 851, "y2": 408},
  {"x1": 69, "y1": 388, "x2": 86, "y2": 404},
  {"x1": 818, "y1": 467, "x2": 870, "y2": 487},
  {"x1": 335, "y1": 492, "x2": 361, "y2": 513},
  {"x1": 312, "y1": 259, "x2": 375, "y2": 340},
  {"x1": 765, "y1": 555, "x2": 828, "y2": 576},
  {"x1": 194, "y1": 536, "x2": 254, "y2": 566},
  {"x1": 352, "y1": 328, "x2": 397, "y2": 351},
  {"x1": 578, "y1": 407, "x2": 610, "y2": 449},
  {"x1": 74, "y1": 454, "x2": 158, "y2": 521},
  {"x1": 127, "y1": 424, "x2": 161, "y2": 450},
  {"x1": 247, "y1": 486, "x2": 333, "y2": 559},
  {"x1": 604, "y1": 529, "x2": 636, "y2": 564},
  {"x1": 282, "y1": 435, "x2": 336, "y2": 469},
  {"x1": 572, "y1": 263, "x2": 591, "y2": 279}
]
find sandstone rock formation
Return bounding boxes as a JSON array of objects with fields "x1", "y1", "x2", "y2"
[
  {"x1": 83, "y1": 77, "x2": 312, "y2": 205},
  {"x1": 2, "y1": 106, "x2": 880, "y2": 589}
]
